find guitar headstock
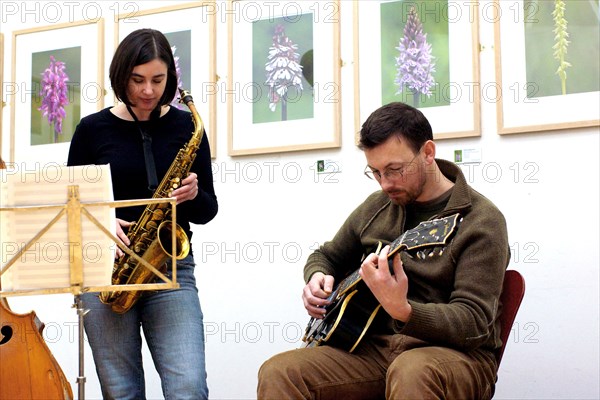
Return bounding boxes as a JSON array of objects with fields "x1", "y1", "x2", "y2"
[{"x1": 388, "y1": 213, "x2": 462, "y2": 258}]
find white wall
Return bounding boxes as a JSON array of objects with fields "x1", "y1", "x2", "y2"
[{"x1": 1, "y1": 1, "x2": 599, "y2": 399}]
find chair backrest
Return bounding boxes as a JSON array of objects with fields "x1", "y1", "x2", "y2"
[{"x1": 495, "y1": 270, "x2": 525, "y2": 366}]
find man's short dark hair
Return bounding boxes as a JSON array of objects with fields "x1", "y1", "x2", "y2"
[
  {"x1": 109, "y1": 28, "x2": 178, "y2": 107},
  {"x1": 359, "y1": 102, "x2": 433, "y2": 153}
]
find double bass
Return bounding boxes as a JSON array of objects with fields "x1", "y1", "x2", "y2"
[{"x1": 0, "y1": 156, "x2": 73, "y2": 399}]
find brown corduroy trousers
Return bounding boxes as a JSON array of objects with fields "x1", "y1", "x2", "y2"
[{"x1": 257, "y1": 334, "x2": 497, "y2": 400}]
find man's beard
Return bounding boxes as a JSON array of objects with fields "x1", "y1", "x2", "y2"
[
  {"x1": 388, "y1": 190, "x2": 416, "y2": 206},
  {"x1": 387, "y1": 172, "x2": 425, "y2": 206}
]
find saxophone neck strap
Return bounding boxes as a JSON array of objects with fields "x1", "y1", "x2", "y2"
[{"x1": 126, "y1": 104, "x2": 158, "y2": 194}]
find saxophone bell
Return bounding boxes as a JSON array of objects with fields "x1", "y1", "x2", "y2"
[{"x1": 103, "y1": 221, "x2": 189, "y2": 314}]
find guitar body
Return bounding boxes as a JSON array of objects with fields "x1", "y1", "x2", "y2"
[
  {"x1": 302, "y1": 214, "x2": 462, "y2": 353},
  {"x1": 304, "y1": 281, "x2": 382, "y2": 352}
]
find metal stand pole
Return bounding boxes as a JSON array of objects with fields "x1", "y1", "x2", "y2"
[{"x1": 74, "y1": 295, "x2": 89, "y2": 400}]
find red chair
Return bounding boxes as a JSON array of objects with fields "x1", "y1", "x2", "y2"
[{"x1": 495, "y1": 270, "x2": 526, "y2": 366}]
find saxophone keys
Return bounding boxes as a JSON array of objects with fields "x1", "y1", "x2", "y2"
[
  {"x1": 118, "y1": 264, "x2": 131, "y2": 279},
  {"x1": 146, "y1": 221, "x2": 158, "y2": 230}
]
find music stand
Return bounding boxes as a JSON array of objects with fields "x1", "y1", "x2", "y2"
[{"x1": 0, "y1": 165, "x2": 181, "y2": 399}]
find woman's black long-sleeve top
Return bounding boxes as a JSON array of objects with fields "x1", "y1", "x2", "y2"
[{"x1": 67, "y1": 106, "x2": 218, "y2": 241}]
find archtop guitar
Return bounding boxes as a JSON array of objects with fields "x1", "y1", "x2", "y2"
[{"x1": 302, "y1": 213, "x2": 461, "y2": 353}]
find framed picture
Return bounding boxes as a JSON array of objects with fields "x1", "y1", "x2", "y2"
[
  {"x1": 9, "y1": 19, "x2": 104, "y2": 164},
  {"x1": 227, "y1": 0, "x2": 341, "y2": 156},
  {"x1": 494, "y1": 0, "x2": 600, "y2": 134},
  {"x1": 116, "y1": 2, "x2": 217, "y2": 157},
  {"x1": 354, "y1": 0, "x2": 481, "y2": 141}
]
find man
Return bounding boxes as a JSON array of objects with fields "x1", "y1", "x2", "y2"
[{"x1": 257, "y1": 102, "x2": 510, "y2": 399}]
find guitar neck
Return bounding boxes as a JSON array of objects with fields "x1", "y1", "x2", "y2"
[{"x1": 330, "y1": 214, "x2": 461, "y2": 301}]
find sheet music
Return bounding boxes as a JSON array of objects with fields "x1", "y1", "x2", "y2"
[{"x1": 0, "y1": 164, "x2": 115, "y2": 291}]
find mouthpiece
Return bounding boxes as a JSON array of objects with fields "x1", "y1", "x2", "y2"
[{"x1": 178, "y1": 88, "x2": 194, "y2": 106}]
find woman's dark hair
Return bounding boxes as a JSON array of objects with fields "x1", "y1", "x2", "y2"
[
  {"x1": 109, "y1": 29, "x2": 178, "y2": 107},
  {"x1": 359, "y1": 102, "x2": 433, "y2": 153}
]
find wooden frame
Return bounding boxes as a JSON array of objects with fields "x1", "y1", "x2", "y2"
[
  {"x1": 1, "y1": 33, "x2": 4, "y2": 157},
  {"x1": 354, "y1": 0, "x2": 481, "y2": 142},
  {"x1": 116, "y1": 1, "x2": 217, "y2": 157},
  {"x1": 493, "y1": 0, "x2": 600, "y2": 134},
  {"x1": 9, "y1": 19, "x2": 104, "y2": 163},
  {"x1": 227, "y1": 0, "x2": 341, "y2": 156}
]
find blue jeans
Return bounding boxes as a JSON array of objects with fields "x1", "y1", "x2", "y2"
[{"x1": 82, "y1": 255, "x2": 208, "y2": 400}]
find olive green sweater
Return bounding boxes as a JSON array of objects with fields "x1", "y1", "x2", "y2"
[{"x1": 304, "y1": 159, "x2": 510, "y2": 354}]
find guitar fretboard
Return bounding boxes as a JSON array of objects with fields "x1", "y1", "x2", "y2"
[
  {"x1": 329, "y1": 214, "x2": 461, "y2": 301},
  {"x1": 330, "y1": 269, "x2": 361, "y2": 300}
]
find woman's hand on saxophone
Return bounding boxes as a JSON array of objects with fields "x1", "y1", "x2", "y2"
[
  {"x1": 115, "y1": 218, "x2": 133, "y2": 258},
  {"x1": 171, "y1": 172, "x2": 199, "y2": 204}
]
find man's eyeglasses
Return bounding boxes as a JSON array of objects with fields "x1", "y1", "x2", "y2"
[{"x1": 364, "y1": 152, "x2": 420, "y2": 181}]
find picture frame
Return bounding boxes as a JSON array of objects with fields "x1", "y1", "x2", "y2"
[
  {"x1": 9, "y1": 19, "x2": 105, "y2": 164},
  {"x1": 227, "y1": 0, "x2": 341, "y2": 156},
  {"x1": 354, "y1": 0, "x2": 481, "y2": 142},
  {"x1": 116, "y1": 2, "x2": 217, "y2": 158},
  {"x1": 1, "y1": 33, "x2": 4, "y2": 155},
  {"x1": 493, "y1": 0, "x2": 599, "y2": 134}
]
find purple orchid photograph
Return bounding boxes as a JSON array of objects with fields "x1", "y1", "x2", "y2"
[
  {"x1": 264, "y1": 23, "x2": 305, "y2": 121},
  {"x1": 394, "y1": 6, "x2": 436, "y2": 106},
  {"x1": 31, "y1": 47, "x2": 81, "y2": 145},
  {"x1": 252, "y1": 15, "x2": 314, "y2": 124},
  {"x1": 380, "y1": 0, "x2": 449, "y2": 109}
]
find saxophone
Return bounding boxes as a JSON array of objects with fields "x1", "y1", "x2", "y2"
[{"x1": 100, "y1": 89, "x2": 204, "y2": 313}]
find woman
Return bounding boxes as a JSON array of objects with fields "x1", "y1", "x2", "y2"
[{"x1": 67, "y1": 29, "x2": 217, "y2": 399}]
